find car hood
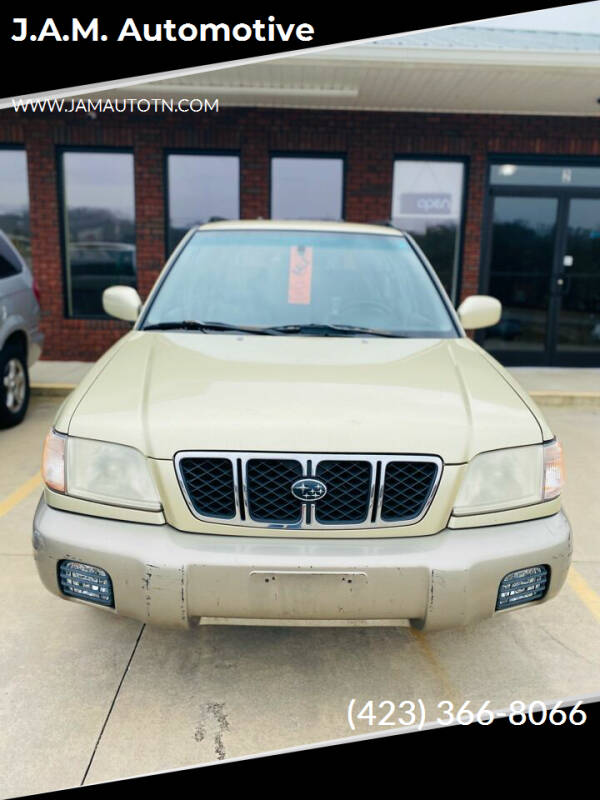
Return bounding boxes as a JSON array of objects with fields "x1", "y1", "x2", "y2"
[{"x1": 64, "y1": 331, "x2": 543, "y2": 462}]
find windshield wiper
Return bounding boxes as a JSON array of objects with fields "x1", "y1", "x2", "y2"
[
  {"x1": 265, "y1": 323, "x2": 408, "y2": 338},
  {"x1": 142, "y1": 320, "x2": 407, "y2": 338},
  {"x1": 142, "y1": 320, "x2": 280, "y2": 335}
]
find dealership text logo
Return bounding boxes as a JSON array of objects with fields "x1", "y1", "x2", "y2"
[
  {"x1": 10, "y1": 17, "x2": 315, "y2": 44},
  {"x1": 400, "y1": 193, "x2": 452, "y2": 215}
]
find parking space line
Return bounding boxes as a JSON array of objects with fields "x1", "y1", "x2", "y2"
[
  {"x1": 568, "y1": 566, "x2": 600, "y2": 624},
  {"x1": 408, "y1": 628, "x2": 460, "y2": 704},
  {"x1": 0, "y1": 472, "x2": 42, "y2": 518}
]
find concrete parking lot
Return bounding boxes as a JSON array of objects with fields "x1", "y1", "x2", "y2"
[{"x1": 1, "y1": 396, "x2": 599, "y2": 797}]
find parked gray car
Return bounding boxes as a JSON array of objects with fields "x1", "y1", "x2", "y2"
[{"x1": 0, "y1": 231, "x2": 43, "y2": 427}]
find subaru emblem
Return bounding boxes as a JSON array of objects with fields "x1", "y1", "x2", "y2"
[{"x1": 291, "y1": 478, "x2": 327, "y2": 503}]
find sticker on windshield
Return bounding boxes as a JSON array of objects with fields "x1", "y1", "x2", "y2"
[{"x1": 288, "y1": 245, "x2": 313, "y2": 304}]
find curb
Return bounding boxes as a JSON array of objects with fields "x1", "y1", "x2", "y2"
[
  {"x1": 529, "y1": 390, "x2": 600, "y2": 408},
  {"x1": 31, "y1": 383, "x2": 600, "y2": 407},
  {"x1": 31, "y1": 383, "x2": 76, "y2": 397}
]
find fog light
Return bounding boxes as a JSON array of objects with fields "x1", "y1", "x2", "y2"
[
  {"x1": 58, "y1": 561, "x2": 114, "y2": 607},
  {"x1": 496, "y1": 565, "x2": 549, "y2": 611}
]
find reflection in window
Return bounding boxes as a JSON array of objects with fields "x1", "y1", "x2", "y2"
[
  {"x1": 271, "y1": 157, "x2": 344, "y2": 221},
  {"x1": 558, "y1": 198, "x2": 600, "y2": 352},
  {"x1": 167, "y1": 154, "x2": 240, "y2": 254},
  {"x1": 391, "y1": 160, "x2": 465, "y2": 302},
  {"x1": 0, "y1": 149, "x2": 30, "y2": 265},
  {"x1": 61, "y1": 151, "x2": 136, "y2": 318},
  {"x1": 482, "y1": 196, "x2": 557, "y2": 353},
  {"x1": 491, "y1": 163, "x2": 600, "y2": 188}
]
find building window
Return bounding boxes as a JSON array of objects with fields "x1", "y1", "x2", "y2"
[
  {"x1": 61, "y1": 150, "x2": 136, "y2": 318},
  {"x1": 167, "y1": 153, "x2": 240, "y2": 254},
  {"x1": 0, "y1": 148, "x2": 30, "y2": 265},
  {"x1": 391, "y1": 159, "x2": 465, "y2": 302},
  {"x1": 490, "y1": 162, "x2": 600, "y2": 187},
  {"x1": 271, "y1": 156, "x2": 344, "y2": 221}
]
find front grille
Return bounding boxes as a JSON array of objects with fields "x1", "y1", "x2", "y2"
[
  {"x1": 381, "y1": 461, "x2": 439, "y2": 521},
  {"x1": 315, "y1": 461, "x2": 372, "y2": 524},
  {"x1": 247, "y1": 459, "x2": 303, "y2": 523},
  {"x1": 176, "y1": 452, "x2": 442, "y2": 530},
  {"x1": 179, "y1": 457, "x2": 236, "y2": 518}
]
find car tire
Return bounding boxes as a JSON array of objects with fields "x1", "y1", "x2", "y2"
[{"x1": 0, "y1": 343, "x2": 30, "y2": 428}]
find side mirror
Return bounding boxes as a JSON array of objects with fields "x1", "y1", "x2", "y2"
[
  {"x1": 457, "y1": 295, "x2": 502, "y2": 330},
  {"x1": 102, "y1": 285, "x2": 142, "y2": 322}
]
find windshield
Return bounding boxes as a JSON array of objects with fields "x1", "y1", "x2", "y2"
[{"x1": 141, "y1": 230, "x2": 458, "y2": 338}]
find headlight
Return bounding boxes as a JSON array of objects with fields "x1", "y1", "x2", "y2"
[
  {"x1": 453, "y1": 440, "x2": 564, "y2": 516},
  {"x1": 42, "y1": 429, "x2": 161, "y2": 511}
]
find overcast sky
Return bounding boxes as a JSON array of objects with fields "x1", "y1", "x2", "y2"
[{"x1": 470, "y1": 2, "x2": 600, "y2": 33}]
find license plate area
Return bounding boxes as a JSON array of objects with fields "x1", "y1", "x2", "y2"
[
  {"x1": 250, "y1": 570, "x2": 368, "y2": 587},
  {"x1": 248, "y1": 570, "x2": 368, "y2": 616}
]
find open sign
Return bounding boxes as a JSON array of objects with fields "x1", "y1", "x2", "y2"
[{"x1": 400, "y1": 193, "x2": 452, "y2": 215}]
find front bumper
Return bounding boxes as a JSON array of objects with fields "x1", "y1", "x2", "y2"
[{"x1": 33, "y1": 498, "x2": 572, "y2": 631}]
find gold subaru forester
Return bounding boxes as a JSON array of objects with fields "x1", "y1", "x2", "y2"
[{"x1": 33, "y1": 220, "x2": 571, "y2": 630}]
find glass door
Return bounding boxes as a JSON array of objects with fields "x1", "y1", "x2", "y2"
[
  {"x1": 481, "y1": 195, "x2": 559, "y2": 363},
  {"x1": 555, "y1": 197, "x2": 600, "y2": 362},
  {"x1": 483, "y1": 160, "x2": 600, "y2": 366}
]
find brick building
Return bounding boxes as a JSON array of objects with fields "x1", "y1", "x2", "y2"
[{"x1": 1, "y1": 27, "x2": 600, "y2": 365}]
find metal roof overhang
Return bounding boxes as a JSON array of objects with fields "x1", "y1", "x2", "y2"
[{"x1": 98, "y1": 43, "x2": 600, "y2": 117}]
